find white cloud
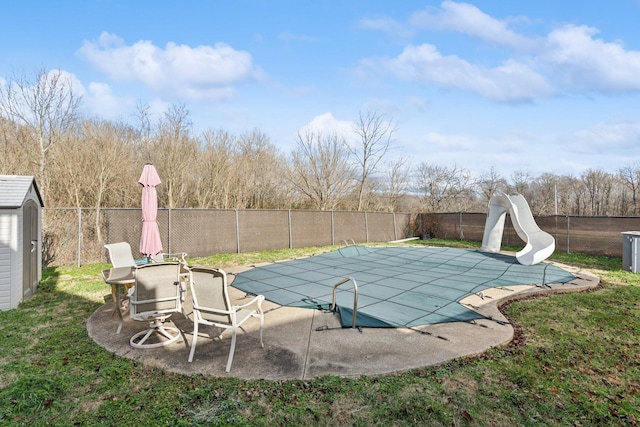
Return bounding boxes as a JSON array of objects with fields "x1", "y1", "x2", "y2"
[
  {"x1": 565, "y1": 120, "x2": 640, "y2": 153},
  {"x1": 543, "y1": 25, "x2": 640, "y2": 92},
  {"x1": 422, "y1": 131, "x2": 475, "y2": 150},
  {"x1": 382, "y1": 43, "x2": 552, "y2": 102},
  {"x1": 51, "y1": 72, "x2": 138, "y2": 122},
  {"x1": 358, "y1": 2, "x2": 640, "y2": 102},
  {"x1": 409, "y1": 1, "x2": 538, "y2": 50},
  {"x1": 44, "y1": 68, "x2": 175, "y2": 123},
  {"x1": 48, "y1": 69, "x2": 85, "y2": 95},
  {"x1": 146, "y1": 98, "x2": 172, "y2": 120},
  {"x1": 358, "y1": 16, "x2": 413, "y2": 39},
  {"x1": 84, "y1": 82, "x2": 133, "y2": 120},
  {"x1": 77, "y1": 32, "x2": 264, "y2": 101},
  {"x1": 300, "y1": 112, "x2": 357, "y2": 143}
]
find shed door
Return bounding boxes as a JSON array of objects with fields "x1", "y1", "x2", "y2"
[{"x1": 22, "y1": 200, "x2": 38, "y2": 299}]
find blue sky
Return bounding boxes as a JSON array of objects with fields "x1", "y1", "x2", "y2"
[{"x1": 2, "y1": 1, "x2": 640, "y2": 178}]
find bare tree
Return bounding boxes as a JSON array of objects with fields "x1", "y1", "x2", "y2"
[
  {"x1": 290, "y1": 129, "x2": 354, "y2": 210},
  {"x1": 582, "y1": 169, "x2": 614, "y2": 216},
  {"x1": 475, "y1": 166, "x2": 507, "y2": 204},
  {"x1": 381, "y1": 157, "x2": 410, "y2": 212},
  {"x1": 609, "y1": 175, "x2": 628, "y2": 216},
  {"x1": 510, "y1": 170, "x2": 534, "y2": 199},
  {"x1": 619, "y1": 162, "x2": 640, "y2": 215},
  {"x1": 349, "y1": 111, "x2": 397, "y2": 211},
  {"x1": 414, "y1": 163, "x2": 474, "y2": 212},
  {"x1": 133, "y1": 100, "x2": 153, "y2": 143},
  {"x1": 192, "y1": 129, "x2": 237, "y2": 208},
  {"x1": 0, "y1": 68, "x2": 81, "y2": 200},
  {"x1": 530, "y1": 173, "x2": 559, "y2": 215},
  {"x1": 553, "y1": 175, "x2": 577, "y2": 215},
  {"x1": 567, "y1": 176, "x2": 588, "y2": 215},
  {"x1": 145, "y1": 104, "x2": 198, "y2": 208},
  {"x1": 235, "y1": 128, "x2": 289, "y2": 209},
  {"x1": 51, "y1": 119, "x2": 137, "y2": 241},
  {"x1": 0, "y1": 117, "x2": 34, "y2": 175}
]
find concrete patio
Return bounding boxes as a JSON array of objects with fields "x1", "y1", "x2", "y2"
[{"x1": 87, "y1": 261, "x2": 599, "y2": 380}]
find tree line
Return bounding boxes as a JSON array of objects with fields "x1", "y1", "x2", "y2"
[{"x1": 2, "y1": 68, "x2": 640, "y2": 217}]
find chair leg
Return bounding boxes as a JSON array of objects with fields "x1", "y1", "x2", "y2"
[
  {"x1": 188, "y1": 321, "x2": 199, "y2": 362},
  {"x1": 130, "y1": 323, "x2": 180, "y2": 349},
  {"x1": 112, "y1": 284, "x2": 133, "y2": 316},
  {"x1": 111, "y1": 285, "x2": 118, "y2": 316},
  {"x1": 226, "y1": 329, "x2": 237, "y2": 372},
  {"x1": 259, "y1": 314, "x2": 264, "y2": 348}
]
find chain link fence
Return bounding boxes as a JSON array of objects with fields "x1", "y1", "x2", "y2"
[
  {"x1": 418, "y1": 213, "x2": 640, "y2": 257},
  {"x1": 45, "y1": 208, "x2": 416, "y2": 267},
  {"x1": 44, "y1": 208, "x2": 640, "y2": 267}
]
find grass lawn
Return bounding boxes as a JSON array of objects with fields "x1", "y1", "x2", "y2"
[{"x1": 1, "y1": 240, "x2": 639, "y2": 426}]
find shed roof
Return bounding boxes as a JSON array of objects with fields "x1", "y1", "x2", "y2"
[{"x1": 0, "y1": 175, "x2": 44, "y2": 208}]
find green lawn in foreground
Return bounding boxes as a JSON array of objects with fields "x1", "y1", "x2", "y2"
[{"x1": 0, "y1": 240, "x2": 638, "y2": 426}]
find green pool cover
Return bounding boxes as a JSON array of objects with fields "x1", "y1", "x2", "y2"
[{"x1": 231, "y1": 246, "x2": 576, "y2": 328}]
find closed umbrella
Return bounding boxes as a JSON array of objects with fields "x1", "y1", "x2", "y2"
[{"x1": 139, "y1": 163, "x2": 163, "y2": 258}]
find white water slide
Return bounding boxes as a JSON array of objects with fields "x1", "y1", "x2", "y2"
[{"x1": 481, "y1": 192, "x2": 555, "y2": 265}]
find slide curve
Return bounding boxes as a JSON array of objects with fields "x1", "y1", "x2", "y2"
[{"x1": 481, "y1": 192, "x2": 555, "y2": 265}]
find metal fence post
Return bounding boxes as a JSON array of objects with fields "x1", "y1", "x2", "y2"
[
  {"x1": 393, "y1": 212, "x2": 397, "y2": 240},
  {"x1": 235, "y1": 209, "x2": 240, "y2": 253},
  {"x1": 77, "y1": 208, "x2": 82, "y2": 268},
  {"x1": 331, "y1": 210, "x2": 335, "y2": 245},
  {"x1": 364, "y1": 211, "x2": 369, "y2": 243},
  {"x1": 567, "y1": 215, "x2": 570, "y2": 254},
  {"x1": 288, "y1": 209, "x2": 292, "y2": 249},
  {"x1": 167, "y1": 207, "x2": 172, "y2": 253}
]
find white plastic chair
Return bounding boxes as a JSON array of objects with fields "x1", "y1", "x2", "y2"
[
  {"x1": 104, "y1": 242, "x2": 137, "y2": 268},
  {"x1": 188, "y1": 266, "x2": 264, "y2": 372},
  {"x1": 104, "y1": 242, "x2": 139, "y2": 315}
]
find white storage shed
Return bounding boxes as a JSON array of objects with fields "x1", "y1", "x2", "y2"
[{"x1": 0, "y1": 175, "x2": 44, "y2": 310}]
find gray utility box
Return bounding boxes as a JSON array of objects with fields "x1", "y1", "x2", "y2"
[{"x1": 622, "y1": 231, "x2": 640, "y2": 273}]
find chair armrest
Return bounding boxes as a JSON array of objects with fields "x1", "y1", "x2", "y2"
[
  {"x1": 192, "y1": 296, "x2": 264, "y2": 316},
  {"x1": 150, "y1": 252, "x2": 188, "y2": 263},
  {"x1": 165, "y1": 252, "x2": 188, "y2": 263},
  {"x1": 232, "y1": 295, "x2": 265, "y2": 311},
  {"x1": 131, "y1": 295, "x2": 180, "y2": 306},
  {"x1": 192, "y1": 305, "x2": 233, "y2": 316}
]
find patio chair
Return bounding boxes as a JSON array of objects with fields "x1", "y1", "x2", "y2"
[
  {"x1": 129, "y1": 262, "x2": 184, "y2": 348},
  {"x1": 149, "y1": 252, "x2": 190, "y2": 317},
  {"x1": 104, "y1": 242, "x2": 140, "y2": 268},
  {"x1": 104, "y1": 242, "x2": 139, "y2": 315},
  {"x1": 188, "y1": 266, "x2": 265, "y2": 372}
]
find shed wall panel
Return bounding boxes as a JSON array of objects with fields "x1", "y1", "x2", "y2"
[
  {"x1": 0, "y1": 212, "x2": 13, "y2": 242},
  {"x1": 0, "y1": 291, "x2": 10, "y2": 310},
  {"x1": 0, "y1": 212, "x2": 15, "y2": 310}
]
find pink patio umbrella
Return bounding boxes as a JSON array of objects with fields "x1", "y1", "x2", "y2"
[{"x1": 139, "y1": 163, "x2": 163, "y2": 258}]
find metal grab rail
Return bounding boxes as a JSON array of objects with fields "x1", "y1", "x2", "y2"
[
  {"x1": 339, "y1": 239, "x2": 361, "y2": 256},
  {"x1": 331, "y1": 277, "x2": 358, "y2": 328},
  {"x1": 341, "y1": 238, "x2": 356, "y2": 246}
]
